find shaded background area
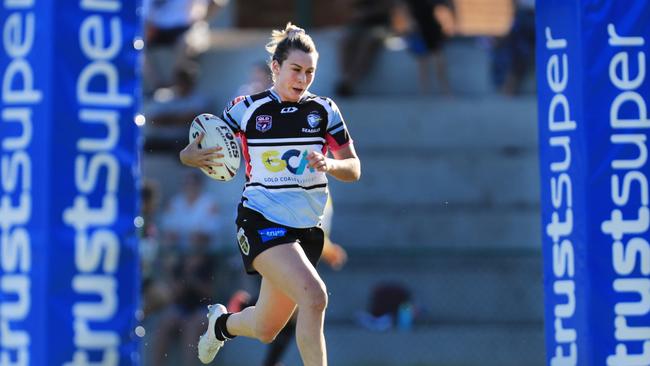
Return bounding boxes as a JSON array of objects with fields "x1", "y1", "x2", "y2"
[{"x1": 137, "y1": 0, "x2": 540, "y2": 365}]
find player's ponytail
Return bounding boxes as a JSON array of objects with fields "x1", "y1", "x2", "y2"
[{"x1": 266, "y1": 22, "x2": 318, "y2": 66}]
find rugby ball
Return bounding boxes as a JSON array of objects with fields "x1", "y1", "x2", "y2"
[{"x1": 189, "y1": 113, "x2": 241, "y2": 181}]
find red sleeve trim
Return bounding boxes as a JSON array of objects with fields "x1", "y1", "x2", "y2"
[
  {"x1": 326, "y1": 134, "x2": 353, "y2": 152},
  {"x1": 228, "y1": 95, "x2": 246, "y2": 110}
]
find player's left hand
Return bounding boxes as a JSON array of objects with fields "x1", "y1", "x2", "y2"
[{"x1": 307, "y1": 151, "x2": 331, "y2": 172}]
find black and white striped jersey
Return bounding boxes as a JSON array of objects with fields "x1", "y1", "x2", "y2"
[{"x1": 221, "y1": 88, "x2": 353, "y2": 228}]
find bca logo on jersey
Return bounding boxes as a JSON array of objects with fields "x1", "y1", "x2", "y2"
[
  {"x1": 237, "y1": 227, "x2": 250, "y2": 255},
  {"x1": 262, "y1": 150, "x2": 315, "y2": 175},
  {"x1": 256, "y1": 115, "x2": 272, "y2": 132}
]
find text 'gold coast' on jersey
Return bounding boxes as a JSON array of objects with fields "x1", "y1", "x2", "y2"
[{"x1": 221, "y1": 89, "x2": 353, "y2": 228}]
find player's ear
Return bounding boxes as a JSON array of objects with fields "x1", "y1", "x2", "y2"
[{"x1": 271, "y1": 60, "x2": 281, "y2": 77}]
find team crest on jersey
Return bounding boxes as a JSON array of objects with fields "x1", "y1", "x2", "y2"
[
  {"x1": 237, "y1": 227, "x2": 250, "y2": 255},
  {"x1": 307, "y1": 112, "x2": 321, "y2": 128},
  {"x1": 256, "y1": 115, "x2": 272, "y2": 132},
  {"x1": 302, "y1": 112, "x2": 322, "y2": 133}
]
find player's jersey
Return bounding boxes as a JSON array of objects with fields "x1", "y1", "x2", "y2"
[{"x1": 221, "y1": 89, "x2": 352, "y2": 228}]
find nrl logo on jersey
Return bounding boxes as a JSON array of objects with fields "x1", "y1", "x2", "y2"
[
  {"x1": 256, "y1": 115, "x2": 272, "y2": 132},
  {"x1": 303, "y1": 112, "x2": 322, "y2": 133}
]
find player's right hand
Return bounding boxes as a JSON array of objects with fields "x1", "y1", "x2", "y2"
[{"x1": 179, "y1": 132, "x2": 224, "y2": 169}]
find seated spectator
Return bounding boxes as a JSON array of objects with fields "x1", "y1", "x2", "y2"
[
  {"x1": 150, "y1": 250, "x2": 216, "y2": 366},
  {"x1": 142, "y1": 0, "x2": 226, "y2": 93},
  {"x1": 139, "y1": 180, "x2": 173, "y2": 318},
  {"x1": 147, "y1": 170, "x2": 224, "y2": 364},
  {"x1": 235, "y1": 61, "x2": 273, "y2": 97},
  {"x1": 140, "y1": 179, "x2": 161, "y2": 281},
  {"x1": 160, "y1": 169, "x2": 221, "y2": 254},
  {"x1": 142, "y1": 61, "x2": 213, "y2": 152},
  {"x1": 143, "y1": 62, "x2": 212, "y2": 128},
  {"x1": 356, "y1": 282, "x2": 418, "y2": 331}
]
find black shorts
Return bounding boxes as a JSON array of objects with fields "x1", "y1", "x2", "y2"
[{"x1": 235, "y1": 205, "x2": 324, "y2": 275}]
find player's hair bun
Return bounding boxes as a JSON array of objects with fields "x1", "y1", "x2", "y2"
[{"x1": 266, "y1": 22, "x2": 317, "y2": 66}]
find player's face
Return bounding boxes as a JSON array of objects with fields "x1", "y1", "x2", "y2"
[{"x1": 272, "y1": 50, "x2": 317, "y2": 102}]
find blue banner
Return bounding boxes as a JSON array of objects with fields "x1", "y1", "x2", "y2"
[
  {"x1": 1, "y1": 1, "x2": 52, "y2": 365},
  {"x1": 1, "y1": 0, "x2": 141, "y2": 365},
  {"x1": 537, "y1": 1, "x2": 650, "y2": 365}
]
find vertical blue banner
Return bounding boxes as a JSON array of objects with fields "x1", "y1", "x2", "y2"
[
  {"x1": 1, "y1": 0, "x2": 141, "y2": 365},
  {"x1": 1, "y1": 1, "x2": 53, "y2": 365},
  {"x1": 538, "y1": 1, "x2": 650, "y2": 365}
]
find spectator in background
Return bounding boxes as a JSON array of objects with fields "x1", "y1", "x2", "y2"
[
  {"x1": 142, "y1": 61, "x2": 213, "y2": 153},
  {"x1": 392, "y1": 0, "x2": 455, "y2": 95},
  {"x1": 144, "y1": 61, "x2": 212, "y2": 128},
  {"x1": 492, "y1": 0, "x2": 535, "y2": 96},
  {"x1": 149, "y1": 170, "x2": 222, "y2": 364},
  {"x1": 139, "y1": 180, "x2": 175, "y2": 318},
  {"x1": 140, "y1": 180, "x2": 161, "y2": 282},
  {"x1": 151, "y1": 250, "x2": 216, "y2": 366},
  {"x1": 335, "y1": 0, "x2": 395, "y2": 97},
  {"x1": 236, "y1": 61, "x2": 274, "y2": 97},
  {"x1": 142, "y1": 0, "x2": 226, "y2": 93},
  {"x1": 160, "y1": 169, "x2": 222, "y2": 253},
  {"x1": 356, "y1": 282, "x2": 416, "y2": 332}
]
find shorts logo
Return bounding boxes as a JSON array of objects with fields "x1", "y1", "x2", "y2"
[
  {"x1": 256, "y1": 115, "x2": 272, "y2": 132},
  {"x1": 237, "y1": 227, "x2": 250, "y2": 255},
  {"x1": 258, "y1": 228, "x2": 287, "y2": 243}
]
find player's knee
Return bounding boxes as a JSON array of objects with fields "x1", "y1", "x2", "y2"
[{"x1": 301, "y1": 279, "x2": 328, "y2": 313}]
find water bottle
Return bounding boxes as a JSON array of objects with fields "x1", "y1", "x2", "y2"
[{"x1": 397, "y1": 303, "x2": 413, "y2": 331}]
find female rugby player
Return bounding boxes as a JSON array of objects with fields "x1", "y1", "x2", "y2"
[{"x1": 179, "y1": 22, "x2": 361, "y2": 366}]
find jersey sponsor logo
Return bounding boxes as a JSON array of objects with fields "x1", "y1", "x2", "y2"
[
  {"x1": 256, "y1": 115, "x2": 272, "y2": 132},
  {"x1": 237, "y1": 227, "x2": 250, "y2": 255},
  {"x1": 281, "y1": 107, "x2": 298, "y2": 114},
  {"x1": 262, "y1": 149, "x2": 315, "y2": 175},
  {"x1": 258, "y1": 227, "x2": 287, "y2": 243}
]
